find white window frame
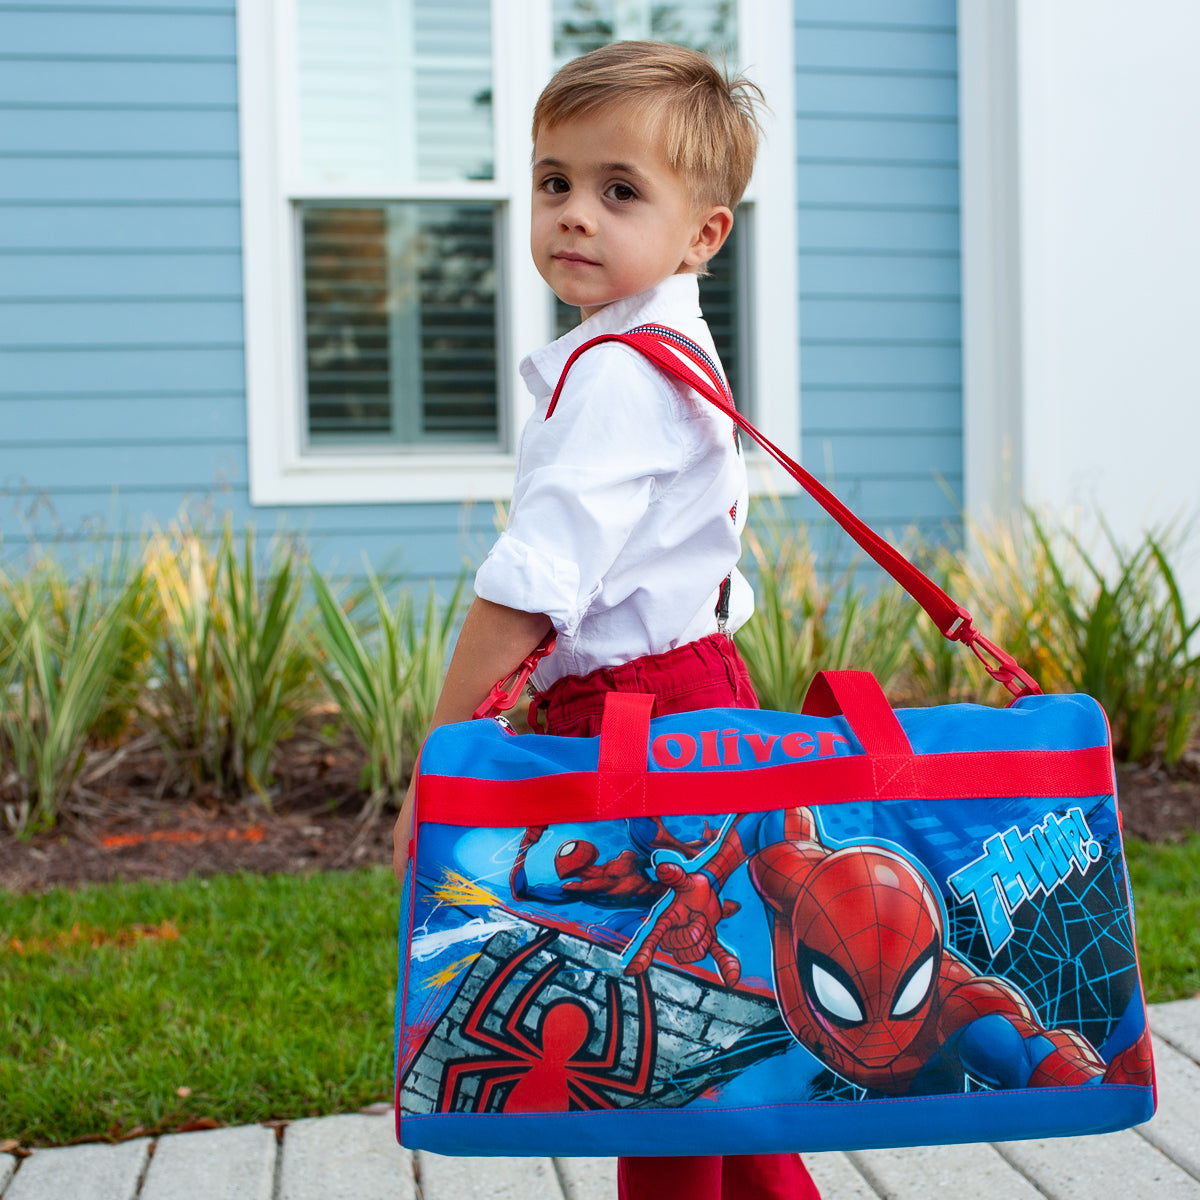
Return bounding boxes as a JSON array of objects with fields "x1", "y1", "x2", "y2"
[{"x1": 237, "y1": 0, "x2": 799, "y2": 504}]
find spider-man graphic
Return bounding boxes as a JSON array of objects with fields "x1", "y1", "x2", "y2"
[
  {"x1": 624, "y1": 807, "x2": 1153, "y2": 1096},
  {"x1": 440, "y1": 929, "x2": 657, "y2": 1113},
  {"x1": 509, "y1": 816, "x2": 723, "y2": 909}
]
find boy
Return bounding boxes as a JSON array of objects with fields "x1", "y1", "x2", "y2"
[{"x1": 394, "y1": 41, "x2": 820, "y2": 1200}]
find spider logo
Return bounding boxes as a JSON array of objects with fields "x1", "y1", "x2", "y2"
[{"x1": 440, "y1": 930, "x2": 657, "y2": 1113}]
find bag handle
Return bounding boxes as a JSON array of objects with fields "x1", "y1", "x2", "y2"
[
  {"x1": 802, "y1": 669, "x2": 915, "y2": 764},
  {"x1": 593, "y1": 681, "x2": 918, "y2": 805},
  {"x1": 597, "y1": 691, "x2": 655, "y2": 815},
  {"x1": 551, "y1": 325, "x2": 1041, "y2": 701}
]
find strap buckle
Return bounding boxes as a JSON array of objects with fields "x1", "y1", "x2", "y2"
[
  {"x1": 472, "y1": 631, "x2": 558, "y2": 721},
  {"x1": 948, "y1": 618, "x2": 1042, "y2": 700}
]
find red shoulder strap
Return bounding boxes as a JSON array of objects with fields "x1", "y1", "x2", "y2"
[{"x1": 548, "y1": 324, "x2": 1041, "y2": 700}]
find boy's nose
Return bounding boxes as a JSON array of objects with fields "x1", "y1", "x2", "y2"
[{"x1": 558, "y1": 206, "x2": 596, "y2": 235}]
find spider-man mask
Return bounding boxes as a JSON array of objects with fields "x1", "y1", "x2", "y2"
[
  {"x1": 555, "y1": 839, "x2": 599, "y2": 878},
  {"x1": 752, "y1": 842, "x2": 943, "y2": 1069}
]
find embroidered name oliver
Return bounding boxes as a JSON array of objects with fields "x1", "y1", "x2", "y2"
[{"x1": 650, "y1": 727, "x2": 852, "y2": 770}]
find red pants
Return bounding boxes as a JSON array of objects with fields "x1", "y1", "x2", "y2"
[
  {"x1": 535, "y1": 634, "x2": 820, "y2": 1200},
  {"x1": 530, "y1": 632, "x2": 760, "y2": 737}
]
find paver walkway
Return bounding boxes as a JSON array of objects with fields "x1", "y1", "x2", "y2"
[{"x1": 4, "y1": 998, "x2": 1199, "y2": 1200}]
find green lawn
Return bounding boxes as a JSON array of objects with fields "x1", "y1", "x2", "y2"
[
  {"x1": 1, "y1": 836, "x2": 1196, "y2": 1148},
  {"x1": 1, "y1": 869, "x2": 399, "y2": 1147},
  {"x1": 1125, "y1": 833, "x2": 1200, "y2": 1003}
]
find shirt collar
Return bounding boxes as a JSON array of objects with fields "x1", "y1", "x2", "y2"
[{"x1": 520, "y1": 274, "x2": 703, "y2": 400}]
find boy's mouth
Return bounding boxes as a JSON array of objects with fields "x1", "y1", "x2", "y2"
[{"x1": 554, "y1": 251, "x2": 600, "y2": 266}]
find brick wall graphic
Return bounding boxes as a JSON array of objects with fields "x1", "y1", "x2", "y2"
[{"x1": 400, "y1": 918, "x2": 794, "y2": 1115}]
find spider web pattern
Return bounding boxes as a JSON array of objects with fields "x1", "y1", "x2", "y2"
[
  {"x1": 805, "y1": 1069, "x2": 866, "y2": 1103},
  {"x1": 946, "y1": 830, "x2": 1138, "y2": 1050},
  {"x1": 815, "y1": 794, "x2": 1139, "y2": 1052}
]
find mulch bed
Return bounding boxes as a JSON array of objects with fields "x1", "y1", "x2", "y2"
[
  {"x1": 2, "y1": 727, "x2": 1198, "y2": 895},
  {"x1": 0, "y1": 726, "x2": 395, "y2": 895}
]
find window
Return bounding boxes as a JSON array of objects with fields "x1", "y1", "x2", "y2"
[{"x1": 238, "y1": 0, "x2": 798, "y2": 504}]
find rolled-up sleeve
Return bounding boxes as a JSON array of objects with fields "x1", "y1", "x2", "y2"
[
  {"x1": 474, "y1": 531, "x2": 585, "y2": 633},
  {"x1": 474, "y1": 345, "x2": 687, "y2": 636}
]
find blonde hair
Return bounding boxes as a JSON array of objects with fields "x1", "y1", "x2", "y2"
[{"x1": 532, "y1": 41, "x2": 764, "y2": 210}]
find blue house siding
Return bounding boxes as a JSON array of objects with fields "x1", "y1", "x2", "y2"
[
  {"x1": 0, "y1": 0, "x2": 964, "y2": 585},
  {"x1": 0, "y1": 0, "x2": 496, "y2": 584},
  {"x1": 0, "y1": 0, "x2": 245, "y2": 543},
  {"x1": 794, "y1": 1, "x2": 962, "y2": 556}
]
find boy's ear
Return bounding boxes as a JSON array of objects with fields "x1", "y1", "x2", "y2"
[{"x1": 683, "y1": 206, "x2": 734, "y2": 270}]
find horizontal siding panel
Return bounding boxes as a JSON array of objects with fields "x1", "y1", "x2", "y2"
[
  {"x1": 1, "y1": 253, "x2": 242, "y2": 297},
  {"x1": 0, "y1": 394, "x2": 246, "y2": 440},
  {"x1": 795, "y1": 477, "x2": 962, "y2": 524},
  {"x1": 801, "y1": 342, "x2": 961, "y2": 388},
  {"x1": 794, "y1": 10, "x2": 963, "y2": 551},
  {"x1": 0, "y1": 156, "x2": 239, "y2": 202},
  {"x1": 0, "y1": 0, "x2": 235, "y2": 10},
  {"x1": 0, "y1": 492, "x2": 489, "y2": 542},
  {"x1": 794, "y1": 26, "x2": 957, "y2": 73},
  {"x1": 799, "y1": 297, "x2": 961, "y2": 341},
  {"x1": 760, "y1": 521, "x2": 958, "y2": 569},
  {"x1": 801, "y1": 432, "x2": 960, "y2": 478},
  {"x1": 793, "y1": 1, "x2": 955, "y2": 28},
  {"x1": 0, "y1": 108, "x2": 239, "y2": 154},
  {"x1": 796, "y1": 162, "x2": 958, "y2": 208},
  {"x1": 0, "y1": 10, "x2": 236, "y2": 56},
  {"x1": 798, "y1": 252, "x2": 960, "y2": 297},
  {"x1": 794, "y1": 70, "x2": 957, "y2": 119},
  {"x1": 0, "y1": 347, "x2": 244, "y2": 394},
  {"x1": 0, "y1": 60, "x2": 237, "y2": 105},
  {"x1": 0, "y1": 299, "x2": 243, "y2": 345},
  {"x1": 0, "y1": 493, "x2": 495, "y2": 582},
  {"x1": 300, "y1": 531, "x2": 489, "y2": 579},
  {"x1": 0, "y1": 526, "x2": 482, "y2": 587},
  {"x1": 0, "y1": 204, "x2": 240, "y2": 250},
  {"x1": 797, "y1": 207, "x2": 959, "y2": 254},
  {"x1": 0, "y1": 442, "x2": 247, "y2": 490},
  {"x1": 801, "y1": 387, "x2": 960, "y2": 432},
  {"x1": 793, "y1": 115, "x2": 956, "y2": 164}
]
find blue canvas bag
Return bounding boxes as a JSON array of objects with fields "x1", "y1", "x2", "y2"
[{"x1": 393, "y1": 328, "x2": 1156, "y2": 1156}]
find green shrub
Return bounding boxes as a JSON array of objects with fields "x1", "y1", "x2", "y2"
[
  {"x1": 0, "y1": 557, "x2": 148, "y2": 835},
  {"x1": 140, "y1": 518, "x2": 316, "y2": 802},
  {"x1": 903, "y1": 510, "x2": 1200, "y2": 761},
  {"x1": 736, "y1": 505, "x2": 918, "y2": 713},
  {"x1": 309, "y1": 571, "x2": 463, "y2": 814}
]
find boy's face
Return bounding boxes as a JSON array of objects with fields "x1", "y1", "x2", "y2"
[{"x1": 531, "y1": 105, "x2": 731, "y2": 320}]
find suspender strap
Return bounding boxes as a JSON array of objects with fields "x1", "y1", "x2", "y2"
[{"x1": 547, "y1": 324, "x2": 1041, "y2": 700}]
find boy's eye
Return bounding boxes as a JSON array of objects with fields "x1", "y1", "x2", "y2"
[
  {"x1": 605, "y1": 182, "x2": 637, "y2": 202},
  {"x1": 541, "y1": 176, "x2": 569, "y2": 195}
]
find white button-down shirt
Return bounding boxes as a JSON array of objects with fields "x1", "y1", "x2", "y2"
[{"x1": 474, "y1": 274, "x2": 754, "y2": 688}]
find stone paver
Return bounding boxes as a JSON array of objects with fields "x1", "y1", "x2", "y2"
[
  {"x1": 802, "y1": 1151, "x2": 881, "y2": 1198},
  {"x1": 0, "y1": 1157, "x2": 15, "y2": 1194},
  {"x1": 417, "y1": 1152, "x2": 564, "y2": 1200},
  {"x1": 998, "y1": 1128, "x2": 1200, "y2": 1199},
  {"x1": 1139, "y1": 1036, "x2": 1200, "y2": 1181},
  {"x1": 1154, "y1": 999, "x2": 1200, "y2": 1064},
  {"x1": 139, "y1": 1124, "x2": 277, "y2": 1200},
  {"x1": 2, "y1": 1138, "x2": 151, "y2": 1200},
  {"x1": 848, "y1": 1142, "x2": 1043, "y2": 1200},
  {"x1": 278, "y1": 1114, "x2": 414, "y2": 1200},
  {"x1": 555, "y1": 1157, "x2": 619, "y2": 1200}
]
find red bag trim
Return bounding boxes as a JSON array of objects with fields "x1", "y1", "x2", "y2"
[{"x1": 415, "y1": 744, "x2": 1116, "y2": 827}]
